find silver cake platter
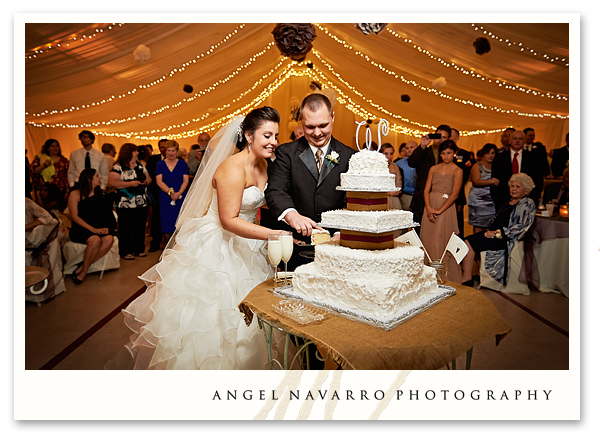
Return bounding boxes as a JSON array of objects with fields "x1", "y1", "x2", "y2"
[
  {"x1": 271, "y1": 284, "x2": 456, "y2": 331},
  {"x1": 336, "y1": 186, "x2": 403, "y2": 192},
  {"x1": 317, "y1": 221, "x2": 420, "y2": 234}
]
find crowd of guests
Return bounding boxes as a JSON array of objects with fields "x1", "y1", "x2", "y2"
[
  {"x1": 25, "y1": 124, "x2": 569, "y2": 290},
  {"x1": 25, "y1": 130, "x2": 211, "y2": 287},
  {"x1": 385, "y1": 125, "x2": 569, "y2": 286}
]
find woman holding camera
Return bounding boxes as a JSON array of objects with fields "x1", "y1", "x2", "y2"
[
  {"x1": 108, "y1": 143, "x2": 151, "y2": 260},
  {"x1": 156, "y1": 140, "x2": 189, "y2": 242}
]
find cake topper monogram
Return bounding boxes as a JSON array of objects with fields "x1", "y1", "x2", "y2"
[{"x1": 355, "y1": 119, "x2": 389, "y2": 152}]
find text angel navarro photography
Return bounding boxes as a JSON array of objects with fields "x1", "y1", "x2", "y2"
[{"x1": 212, "y1": 389, "x2": 553, "y2": 402}]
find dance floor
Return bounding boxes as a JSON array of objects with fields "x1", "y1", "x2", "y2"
[{"x1": 23, "y1": 233, "x2": 569, "y2": 371}]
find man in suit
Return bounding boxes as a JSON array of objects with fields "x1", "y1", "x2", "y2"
[
  {"x1": 491, "y1": 130, "x2": 543, "y2": 211},
  {"x1": 265, "y1": 93, "x2": 355, "y2": 269},
  {"x1": 498, "y1": 127, "x2": 515, "y2": 153},
  {"x1": 407, "y1": 124, "x2": 451, "y2": 226},
  {"x1": 147, "y1": 139, "x2": 168, "y2": 252},
  {"x1": 450, "y1": 128, "x2": 476, "y2": 238},
  {"x1": 523, "y1": 127, "x2": 550, "y2": 178},
  {"x1": 551, "y1": 133, "x2": 569, "y2": 179}
]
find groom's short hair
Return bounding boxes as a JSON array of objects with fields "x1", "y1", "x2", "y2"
[{"x1": 300, "y1": 93, "x2": 333, "y2": 119}]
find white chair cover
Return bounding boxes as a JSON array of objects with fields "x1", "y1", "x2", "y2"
[{"x1": 479, "y1": 241, "x2": 530, "y2": 295}]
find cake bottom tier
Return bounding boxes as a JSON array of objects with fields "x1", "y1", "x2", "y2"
[{"x1": 291, "y1": 262, "x2": 442, "y2": 326}]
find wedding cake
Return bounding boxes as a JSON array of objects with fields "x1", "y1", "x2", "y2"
[{"x1": 281, "y1": 120, "x2": 454, "y2": 330}]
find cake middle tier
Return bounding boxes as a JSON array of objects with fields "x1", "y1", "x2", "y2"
[{"x1": 320, "y1": 209, "x2": 414, "y2": 233}]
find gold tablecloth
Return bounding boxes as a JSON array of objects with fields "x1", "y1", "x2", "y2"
[{"x1": 240, "y1": 280, "x2": 512, "y2": 370}]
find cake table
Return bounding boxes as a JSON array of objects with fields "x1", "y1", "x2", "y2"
[{"x1": 239, "y1": 279, "x2": 512, "y2": 370}]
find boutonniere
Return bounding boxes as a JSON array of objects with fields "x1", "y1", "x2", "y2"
[{"x1": 326, "y1": 151, "x2": 339, "y2": 167}]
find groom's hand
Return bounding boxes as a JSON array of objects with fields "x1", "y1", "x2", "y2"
[{"x1": 285, "y1": 211, "x2": 323, "y2": 236}]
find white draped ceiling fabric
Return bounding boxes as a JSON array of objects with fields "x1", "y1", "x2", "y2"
[{"x1": 25, "y1": 22, "x2": 569, "y2": 161}]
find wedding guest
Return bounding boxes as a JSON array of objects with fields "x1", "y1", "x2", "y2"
[
  {"x1": 491, "y1": 130, "x2": 543, "y2": 211},
  {"x1": 461, "y1": 173, "x2": 536, "y2": 287},
  {"x1": 543, "y1": 168, "x2": 569, "y2": 205},
  {"x1": 551, "y1": 133, "x2": 569, "y2": 179},
  {"x1": 137, "y1": 144, "x2": 152, "y2": 167},
  {"x1": 188, "y1": 132, "x2": 211, "y2": 177},
  {"x1": 25, "y1": 197, "x2": 63, "y2": 300},
  {"x1": 29, "y1": 138, "x2": 70, "y2": 206},
  {"x1": 523, "y1": 127, "x2": 550, "y2": 178},
  {"x1": 67, "y1": 169, "x2": 117, "y2": 284},
  {"x1": 102, "y1": 143, "x2": 117, "y2": 171},
  {"x1": 147, "y1": 139, "x2": 168, "y2": 253},
  {"x1": 37, "y1": 182, "x2": 63, "y2": 213},
  {"x1": 26, "y1": 152, "x2": 33, "y2": 199},
  {"x1": 408, "y1": 124, "x2": 451, "y2": 226},
  {"x1": 380, "y1": 143, "x2": 403, "y2": 209},
  {"x1": 419, "y1": 139, "x2": 463, "y2": 284},
  {"x1": 67, "y1": 130, "x2": 109, "y2": 190},
  {"x1": 396, "y1": 141, "x2": 417, "y2": 210},
  {"x1": 290, "y1": 124, "x2": 304, "y2": 141},
  {"x1": 178, "y1": 147, "x2": 188, "y2": 163},
  {"x1": 468, "y1": 143, "x2": 500, "y2": 234},
  {"x1": 450, "y1": 128, "x2": 476, "y2": 238},
  {"x1": 393, "y1": 142, "x2": 407, "y2": 164},
  {"x1": 156, "y1": 140, "x2": 189, "y2": 242},
  {"x1": 108, "y1": 143, "x2": 152, "y2": 260},
  {"x1": 187, "y1": 144, "x2": 201, "y2": 177},
  {"x1": 499, "y1": 127, "x2": 515, "y2": 153}
]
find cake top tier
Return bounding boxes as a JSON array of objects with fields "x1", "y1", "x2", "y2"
[{"x1": 347, "y1": 149, "x2": 390, "y2": 175}]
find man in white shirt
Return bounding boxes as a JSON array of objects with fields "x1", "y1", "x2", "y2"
[{"x1": 67, "y1": 130, "x2": 109, "y2": 190}]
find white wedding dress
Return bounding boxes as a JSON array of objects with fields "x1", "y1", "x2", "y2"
[{"x1": 108, "y1": 186, "x2": 276, "y2": 370}]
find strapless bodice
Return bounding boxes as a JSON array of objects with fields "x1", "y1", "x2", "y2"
[{"x1": 208, "y1": 186, "x2": 265, "y2": 223}]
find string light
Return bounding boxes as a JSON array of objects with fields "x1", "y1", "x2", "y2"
[
  {"x1": 387, "y1": 27, "x2": 568, "y2": 100},
  {"x1": 29, "y1": 41, "x2": 279, "y2": 128},
  {"x1": 304, "y1": 61, "x2": 566, "y2": 138},
  {"x1": 26, "y1": 24, "x2": 248, "y2": 117},
  {"x1": 312, "y1": 49, "x2": 567, "y2": 120},
  {"x1": 316, "y1": 24, "x2": 568, "y2": 105},
  {"x1": 26, "y1": 23, "x2": 124, "y2": 60},
  {"x1": 27, "y1": 61, "x2": 303, "y2": 140},
  {"x1": 471, "y1": 24, "x2": 569, "y2": 66}
]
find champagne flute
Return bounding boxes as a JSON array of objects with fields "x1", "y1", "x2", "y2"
[
  {"x1": 268, "y1": 232, "x2": 282, "y2": 288},
  {"x1": 280, "y1": 231, "x2": 293, "y2": 287}
]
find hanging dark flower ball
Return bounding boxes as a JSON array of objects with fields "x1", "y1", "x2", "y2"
[
  {"x1": 473, "y1": 37, "x2": 491, "y2": 55},
  {"x1": 272, "y1": 23, "x2": 317, "y2": 62},
  {"x1": 366, "y1": 119, "x2": 373, "y2": 125},
  {"x1": 401, "y1": 94, "x2": 411, "y2": 102},
  {"x1": 306, "y1": 61, "x2": 313, "y2": 69},
  {"x1": 183, "y1": 84, "x2": 194, "y2": 93},
  {"x1": 355, "y1": 23, "x2": 388, "y2": 35}
]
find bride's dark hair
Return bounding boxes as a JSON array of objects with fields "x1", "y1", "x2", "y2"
[{"x1": 236, "y1": 106, "x2": 280, "y2": 151}]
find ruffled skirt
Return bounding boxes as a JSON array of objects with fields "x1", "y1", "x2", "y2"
[{"x1": 107, "y1": 211, "x2": 276, "y2": 370}]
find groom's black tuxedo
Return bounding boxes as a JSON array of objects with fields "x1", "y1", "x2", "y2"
[{"x1": 265, "y1": 136, "x2": 356, "y2": 243}]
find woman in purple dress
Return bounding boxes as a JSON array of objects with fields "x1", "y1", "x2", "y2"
[{"x1": 156, "y1": 140, "x2": 189, "y2": 240}]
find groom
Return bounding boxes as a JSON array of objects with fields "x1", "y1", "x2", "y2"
[{"x1": 265, "y1": 93, "x2": 355, "y2": 270}]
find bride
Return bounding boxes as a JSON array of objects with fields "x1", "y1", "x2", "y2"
[{"x1": 107, "y1": 107, "x2": 283, "y2": 370}]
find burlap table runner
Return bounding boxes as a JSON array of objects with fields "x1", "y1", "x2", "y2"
[{"x1": 239, "y1": 280, "x2": 512, "y2": 370}]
